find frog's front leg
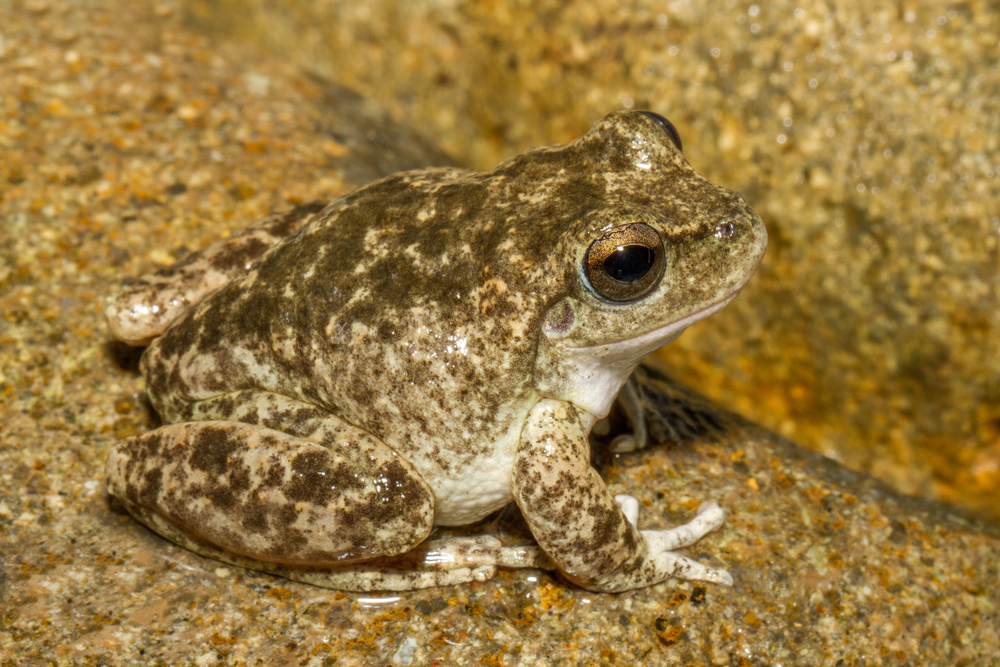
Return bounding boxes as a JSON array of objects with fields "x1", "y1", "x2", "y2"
[{"x1": 512, "y1": 399, "x2": 732, "y2": 593}]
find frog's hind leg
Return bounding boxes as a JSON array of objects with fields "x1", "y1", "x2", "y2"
[
  {"x1": 107, "y1": 391, "x2": 554, "y2": 591},
  {"x1": 107, "y1": 416, "x2": 435, "y2": 571}
]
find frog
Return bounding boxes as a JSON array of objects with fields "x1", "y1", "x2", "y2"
[{"x1": 104, "y1": 110, "x2": 767, "y2": 593}]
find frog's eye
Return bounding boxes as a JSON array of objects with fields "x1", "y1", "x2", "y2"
[
  {"x1": 583, "y1": 223, "x2": 665, "y2": 302},
  {"x1": 637, "y1": 111, "x2": 683, "y2": 152}
]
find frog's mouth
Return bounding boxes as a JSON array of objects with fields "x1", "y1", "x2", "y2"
[{"x1": 569, "y1": 290, "x2": 739, "y2": 361}]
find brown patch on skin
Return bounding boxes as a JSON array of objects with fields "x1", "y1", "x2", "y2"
[
  {"x1": 238, "y1": 493, "x2": 277, "y2": 536},
  {"x1": 267, "y1": 201, "x2": 327, "y2": 238},
  {"x1": 272, "y1": 504, "x2": 305, "y2": 540},
  {"x1": 137, "y1": 466, "x2": 163, "y2": 507},
  {"x1": 186, "y1": 424, "x2": 247, "y2": 481},
  {"x1": 284, "y1": 452, "x2": 353, "y2": 505},
  {"x1": 126, "y1": 435, "x2": 166, "y2": 500},
  {"x1": 260, "y1": 456, "x2": 286, "y2": 488},
  {"x1": 240, "y1": 405, "x2": 259, "y2": 425},
  {"x1": 368, "y1": 459, "x2": 428, "y2": 524},
  {"x1": 261, "y1": 405, "x2": 327, "y2": 437}
]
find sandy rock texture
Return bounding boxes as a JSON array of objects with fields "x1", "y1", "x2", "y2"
[{"x1": 1, "y1": 1, "x2": 998, "y2": 665}]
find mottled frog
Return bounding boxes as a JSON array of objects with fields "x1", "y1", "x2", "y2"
[{"x1": 105, "y1": 111, "x2": 766, "y2": 592}]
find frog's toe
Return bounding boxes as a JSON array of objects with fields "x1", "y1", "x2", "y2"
[
  {"x1": 681, "y1": 560, "x2": 734, "y2": 587},
  {"x1": 696, "y1": 500, "x2": 722, "y2": 517},
  {"x1": 283, "y1": 563, "x2": 500, "y2": 591},
  {"x1": 614, "y1": 494, "x2": 640, "y2": 526},
  {"x1": 714, "y1": 568, "x2": 735, "y2": 587},
  {"x1": 609, "y1": 434, "x2": 639, "y2": 453},
  {"x1": 471, "y1": 566, "x2": 497, "y2": 583},
  {"x1": 415, "y1": 535, "x2": 553, "y2": 571},
  {"x1": 642, "y1": 502, "x2": 725, "y2": 552},
  {"x1": 648, "y1": 551, "x2": 733, "y2": 587}
]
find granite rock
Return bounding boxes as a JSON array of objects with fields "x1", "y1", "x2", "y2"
[{"x1": 1, "y1": 2, "x2": 998, "y2": 665}]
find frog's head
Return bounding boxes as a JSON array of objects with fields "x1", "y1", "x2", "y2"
[{"x1": 532, "y1": 111, "x2": 767, "y2": 418}]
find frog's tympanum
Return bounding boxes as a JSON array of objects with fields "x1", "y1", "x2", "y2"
[{"x1": 105, "y1": 111, "x2": 767, "y2": 592}]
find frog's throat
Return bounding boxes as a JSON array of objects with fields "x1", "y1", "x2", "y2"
[{"x1": 559, "y1": 291, "x2": 739, "y2": 419}]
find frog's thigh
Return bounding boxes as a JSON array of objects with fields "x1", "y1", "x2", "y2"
[{"x1": 106, "y1": 418, "x2": 435, "y2": 567}]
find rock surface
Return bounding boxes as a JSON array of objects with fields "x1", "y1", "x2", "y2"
[
  {"x1": 1, "y1": 2, "x2": 998, "y2": 665},
  {"x1": 179, "y1": 0, "x2": 1000, "y2": 520}
]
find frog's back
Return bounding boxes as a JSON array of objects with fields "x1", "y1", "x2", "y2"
[{"x1": 139, "y1": 166, "x2": 555, "y2": 469}]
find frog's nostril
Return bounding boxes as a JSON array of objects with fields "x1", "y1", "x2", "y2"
[{"x1": 714, "y1": 220, "x2": 736, "y2": 239}]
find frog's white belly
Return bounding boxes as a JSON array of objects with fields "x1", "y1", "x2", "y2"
[
  {"x1": 418, "y1": 399, "x2": 534, "y2": 526},
  {"x1": 430, "y1": 447, "x2": 516, "y2": 526}
]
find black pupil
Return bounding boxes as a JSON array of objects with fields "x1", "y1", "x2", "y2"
[{"x1": 603, "y1": 245, "x2": 655, "y2": 283}]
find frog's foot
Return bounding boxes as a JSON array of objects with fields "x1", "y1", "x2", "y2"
[
  {"x1": 292, "y1": 537, "x2": 554, "y2": 591},
  {"x1": 609, "y1": 434, "x2": 639, "y2": 453},
  {"x1": 404, "y1": 535, "x2": 554, "y2": 571},
  {"x1": 613, "y1": 495, "x2": 731, "y2": 585},
  {"x1": 641, "y1": 502, "x2": 732, "y2": 586},
  {"x1": 279, "y1": 536, "x2": 555, "y2": 591},
  {"x1": 122, "y1": 507, "x2": 552, "y2": 592},
  {"x1": 647, "y1": 501, "x2": 726, "y2": 549}
]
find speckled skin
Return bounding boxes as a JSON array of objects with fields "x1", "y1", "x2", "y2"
[{"x1": 105, "y1": 111, "x2": 766, "y2": 592}]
